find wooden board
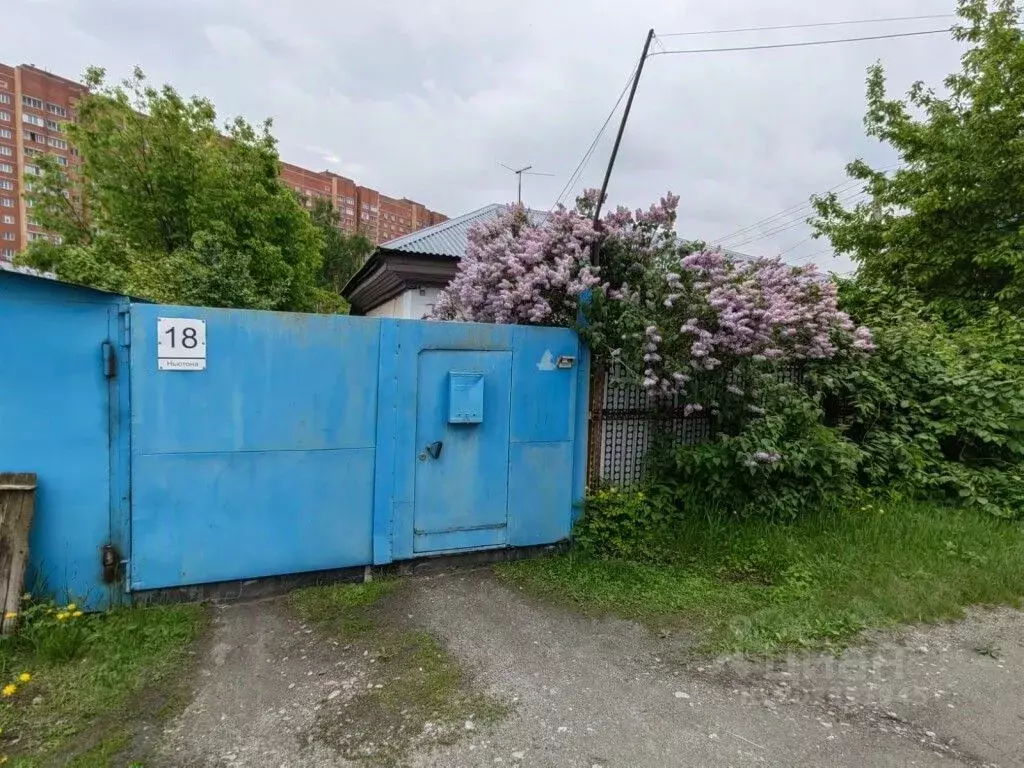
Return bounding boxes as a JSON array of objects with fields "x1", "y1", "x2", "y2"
[{"x1": 0, "y1": 473, "x2": 37, "y2": 634}]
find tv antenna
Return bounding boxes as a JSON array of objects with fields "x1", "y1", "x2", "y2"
[{"x1": 501, "y1": 163, "x2": 554, "y2": 204}]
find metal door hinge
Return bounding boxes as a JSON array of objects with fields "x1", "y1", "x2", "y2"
[
  {"x1": 118, "y1": 307, "x2": 131, "y2": 347},
  {"x1": 101, "y1": 341, "x2": 117, "y2": 378},
  {"x1": 100, "y1": 543, "x2": 124, "y2": 584}
]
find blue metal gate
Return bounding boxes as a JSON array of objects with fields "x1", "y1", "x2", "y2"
[{"x1": 126, "y1": 304, "x2": 587, "y2": 592}]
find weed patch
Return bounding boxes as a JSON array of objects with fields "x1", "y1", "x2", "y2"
[{"x1": 0, "y1": 603, "x2": 207, "y2": 767}]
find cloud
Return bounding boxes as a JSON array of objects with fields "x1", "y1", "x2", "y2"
[{"x1": 3, "y1": 0, "x2": 965, "y2": 270}]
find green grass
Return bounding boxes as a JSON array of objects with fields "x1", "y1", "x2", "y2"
[
  {"x1": 497, "y1": 500, "x2": 1024, "y2": 655},
  {"x1": 0, "y1": 603, "x2": 207, "y2": 767},
  {"x1": 290, "y1": 581, "x2": 507, "y2": 766}
]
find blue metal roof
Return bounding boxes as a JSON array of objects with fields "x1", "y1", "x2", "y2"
[
  {"x1": 379, "y1": 204, "x2": 550, "y2": 258},
  {"x1": 376, "y1": 203, "x2": 754, "y2": 263}
]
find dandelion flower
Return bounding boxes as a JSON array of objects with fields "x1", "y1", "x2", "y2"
[
  {"x1": 17, "y1": 673, "x2": 30, "y2": 683},
  {"x1": 55, "y1": 612, "x2": 68, "y2": 621},
  {"x1": 66, "y1": 603, "x2": 77, "y2": 612},
  {"x1": 1, "y1": 685, "x2": 16, "y2": 697},
  {"x1": 72, "y1": 611, "x2": 83, "y2": 618}
]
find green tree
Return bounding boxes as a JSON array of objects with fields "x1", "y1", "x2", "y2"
[
  {"x1": 19, "y1": 66, "x2": 325, "y2": 312},
  {"x1": 811, "y1": 0, "x2": 1024, "y2": 323},
  {"x1": 309, "y1": 197, "x2": 373, "y2": 295}
]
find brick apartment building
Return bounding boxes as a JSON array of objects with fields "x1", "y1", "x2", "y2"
[
  {"x1": 0, "y1": 63, "x2": 87, "y2": 261},
  {"x1": 0, "y1": 62, "x2": 444, "y2": 263},
  {"x1": 279, "y1": 163, "x2": 447, "y2": 245}
]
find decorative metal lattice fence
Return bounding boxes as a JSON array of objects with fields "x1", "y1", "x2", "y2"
[{"x1": 587, "y1": 362, "x2": 830, "y2": 487}]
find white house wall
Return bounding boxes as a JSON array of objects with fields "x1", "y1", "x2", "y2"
[{"x1": 365, "y1": 288, "x2": 441, "y2": 319}]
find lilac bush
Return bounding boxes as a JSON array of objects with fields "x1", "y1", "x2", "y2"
[
  {"x1": 634, "y1": 248, "x2": 875, "y2": 397},
  {"x1": 433, "y1": 190, "x2": 874, "y2": 490},
  {"x1": 433, "y1": 189, "x2": 873, "y2": 410},
  {"x1": 431, "y1": 204, "x2": 601, "y2": 326}
]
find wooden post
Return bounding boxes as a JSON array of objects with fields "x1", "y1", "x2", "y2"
[{"x1": 0, "y1": 473, "x2": 37, "y2": 635}]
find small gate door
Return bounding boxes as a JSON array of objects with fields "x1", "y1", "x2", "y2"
[{"x1": 413, "y1": 350, "x2": 512, "y2": 553}]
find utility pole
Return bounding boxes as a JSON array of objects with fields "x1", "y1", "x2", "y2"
[
  {"x1": 501, "y1": 163, "x2": 554, "y2": 205},
  {"x1": 592, "y1": 28, "x2": 655, "y2": 266}
]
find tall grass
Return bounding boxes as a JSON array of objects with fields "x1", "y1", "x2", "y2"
[{"x1": 498, "y1": 500, "x2": 1024, "y2": 654}]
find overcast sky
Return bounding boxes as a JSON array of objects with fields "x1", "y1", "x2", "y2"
[{"x1": 6, "y1": 0, "x2": 965, "y2": 272}]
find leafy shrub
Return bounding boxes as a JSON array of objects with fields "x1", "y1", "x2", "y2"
[
  {"x1": 573, "y1": 487, "x2": 677, "y2": 561},
  {"x1": 650, "y1": 381, "x2": 862, "y2": 520},
  {"x1": 816, "y1": 280, "x2": 1024, "y2": 518}
]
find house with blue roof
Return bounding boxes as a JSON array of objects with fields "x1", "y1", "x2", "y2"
[{"x1": 342, "y1": 204, "x2": 548, "y2": 318}]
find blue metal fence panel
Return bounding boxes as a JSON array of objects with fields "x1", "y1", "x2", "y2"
[
  {"x1": 128, "y1": 304, "x2": 382, "y2": 590},
  {"x1": 0, "y1": 273, "x2": 127, "y2": 610},
  {"x1": 508, "y1": 326, "x2": 581, "y2": 545}
]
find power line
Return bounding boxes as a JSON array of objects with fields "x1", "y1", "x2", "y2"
[
  {"x1": 795, "y1": 248, "x2": 837, "y2": 264},
  {"x1": 552, "y1": 64, "x2": 639, "y2": 209},
  {"x1": 779, "y1": 233, "x2": 817, "y2": 256},
  {"x1": 650, "y1": 28, "x2": 950, "y2": 57},
  {"x1": 656, "y1": 13, "x2": 955, "y2": 38},
  {"x1": 714, "y1": 178, "x2": 863, "y2": 245},
  {"x1": 724, "y1": 190, "x2": 870, "y2": 250},
  {"x1": 714, "y1": 164, "x2": 899, "y2": 246}
]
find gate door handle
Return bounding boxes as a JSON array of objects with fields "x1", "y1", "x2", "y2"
[{"x1": 425, "y1": 441, "x2": 443, "y2": 459}]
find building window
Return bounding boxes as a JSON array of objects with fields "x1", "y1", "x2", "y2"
[
  {"x1": 0, "y1": 129, "x2": 10, "y2": 139},
  {"x1": 1, "y1": 198, "x2": 13, "y2": 207},
  {"x1": 0, "y1": 94, "x2": 8, "y2": 105},
  {"x1": 24, "y1": 165, "x2": 41, "y2": 176},
  {"x1": 27, "y1": 131, "x2": 43, "y2": 144},
  {"x1": 23, "y1": 113, "x2": 44, "y2": 127},
  {"x1": 56, "y1": 155, "x2": 68, "y2": 166},
  {"x1": 0, "y1": 163, "x2": 11, "y2": 174},
  {"x1": 1, "y1": 232, "x2": 14, "y2": 241},
  {"x1": 2, "y1": 215, "x2": 13, "y2": 224},
  {"x1": 0, "y1": 180, "x2": 12, "y2": 191},
  {"x1": 46, "y1": 103, "x2": 67, "y2": 117},
  {"x1": 1, "y1": 249, "x2": 16, "y2": 259},
  {"x1": 45, "y1": 119, "x2": 61, "y2": 132},
  {"x1": 24, "y1": 147, "x2": 40, "y2": 157},
  {"x1": 0, "y1": 146, "x2": 11, "y2": 157},
  {"x1": 0, "y1": 111, "x2": 10, "y2": 122},
  {"x1": 28, "y1": 231, "x2": 47, "y2": 242},
  {"x1": 47, "y1": 137, "x2": 67, "y2": 150},
  {"x1": 22, "y1": 95, "x2": 43, "y2": 110}
]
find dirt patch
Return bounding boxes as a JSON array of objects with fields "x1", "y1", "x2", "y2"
[
  {"x1": 308, "y1": 627, "x2": 506, "y2": 765},
  {"x1": 296, "y1": 582, "x2": 508, "y2": 766},
  {"x1": 708, "y1": 606, "x2": 1024, "y2": 767},
  {"x1": 155, "y1": 581, "x2": 506, "y2": 768}
]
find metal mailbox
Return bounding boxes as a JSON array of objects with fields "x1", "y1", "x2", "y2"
[{"x1": 448, "y1": 372, "x2": 484, "y2": 424}]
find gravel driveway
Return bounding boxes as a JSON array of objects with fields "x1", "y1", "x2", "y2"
[{"x1": 155, "y1": 569, "x2": 1022, "y2": 767}]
